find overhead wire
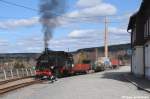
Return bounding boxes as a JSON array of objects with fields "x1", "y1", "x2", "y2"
[
  {"x1": 0, "y1": 0, "x2": 129, "y2": 24},
  {"x1": 0, "y1": 0, "x2": 130, "y2": 19},
  {"x1": 0, "y1": 0, "x2": 37, "y2": 11}
]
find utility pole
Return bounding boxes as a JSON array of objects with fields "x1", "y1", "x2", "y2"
[
  {"x1": 104, "y1": 16, "x2": 108, "y2": 58},
  {"x1": 95, "y1": 48, "x2": 98, "y2": 61},
  {"x1": 67, "y1": 48, "x2": 70, "y2": 52}
]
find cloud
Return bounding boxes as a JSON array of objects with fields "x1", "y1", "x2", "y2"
[
  {"x1": 0, "y1": 17, "x2": 39, "y2": 29},
  {"x1": 113, "y1": 13, "x2": 131, "y2": 20},
  {"x1": 48, "y1": 27, "x2": 130, "y2": 51},
  {"x1": 69, "y1": 4, "x2": 116, "y2": 18},
  {"x1": 0, "y1": 39, "x2": 9, "y2": 46},
  {"x1": 0, "y1": 0, "x2": 117, "y2": 30},
  {"x1": 68, "y1": 27, "x2": 129, "y2": 38},
  {"x1": 68, "y1": 29, "x2": 100, "y2": 38},
  {"x1": 0, "y1": 0, "x2": 130, "y2": 53},
  {"x1": 109, "y1": 27, "x2": 129, "y2": 36},
  {"x1": 0, "y1": 26, "x2": 129, "y2": 53},
  {"x1": 76, "y1": 0, "x2": 102, "y2": 8},
  {"x1": 0, "y1": 27, "x2": 130, "y2": 53},
  {"x1": 13, "y1": 36, "x2": 44, "y2": 53},
  {"x1": 76, "y1": 0, "x2": 116, "y2": 16},
  {"x1": 0, "y1": 39, "x2": 15, "y2": 53},
  {"x1": 17, "y1": 36, "x2": 43, "y2": 47},
  {"x1": 56, "y1": 0, "x2": 117, "y2": 27}
]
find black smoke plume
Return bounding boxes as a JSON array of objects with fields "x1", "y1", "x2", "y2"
[{"x1": 39, "y1": 0, "x2": 66, "y2": 50}]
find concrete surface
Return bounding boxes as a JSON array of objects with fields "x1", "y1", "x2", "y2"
[
  {"x1": 1, "y1": 66, "x2": 150, "y2": 99},
  {"x1": 124, "y1": 74, "x2": 150, "y2": 93}
]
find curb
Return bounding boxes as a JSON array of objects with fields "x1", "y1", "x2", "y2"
[{"x1": 124, "y1": 75, "x2": 150, "y2": 93}]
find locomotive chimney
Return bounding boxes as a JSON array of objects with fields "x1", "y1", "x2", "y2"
[
  {"x1": 45, "y1": 47, "x2": 49, "y2": 54},
  {"x1": 44, "y1": 40, "x2": 48, "y2": 54}
]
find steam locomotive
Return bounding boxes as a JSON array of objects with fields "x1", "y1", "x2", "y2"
[{"x1": 35, "y1": 49, "x2": 74, "y2": 79}]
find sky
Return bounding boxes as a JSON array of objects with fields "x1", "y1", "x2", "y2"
[{"x1": 0, "y1": 0, "x2": 142, "y2": 53}]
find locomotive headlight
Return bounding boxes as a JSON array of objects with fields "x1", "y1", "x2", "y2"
[{"x1": 72, "y1": 64, "x2": 74, "y2": 67}]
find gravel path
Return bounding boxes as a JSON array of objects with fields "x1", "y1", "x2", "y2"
[{"x1": 1, "y1": 66, "x2": 150, "y2": 99}]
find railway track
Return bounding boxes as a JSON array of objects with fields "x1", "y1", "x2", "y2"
[
  {"x1": 0, "y1": 77, "x2": 41, "y2": 94},
  {"x1": 0, "y1": 76, "x2": 33, "y2": 85}
]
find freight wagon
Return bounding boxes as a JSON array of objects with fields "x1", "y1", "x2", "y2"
[
  {"x1": 72, "y1": 60, "x2": 91, "y2": 74},
  {"x1": 110, "y1": 59, "x2": 123, "y2": 69}
]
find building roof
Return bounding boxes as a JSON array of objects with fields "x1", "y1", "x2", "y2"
[
  {"x1": 127, "y1": 13, "x2": 137, "y2": 32},
  {"x1": 127, "y1": 0, "x2": 150, "y2": 32}
]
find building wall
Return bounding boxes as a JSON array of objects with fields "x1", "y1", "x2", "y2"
[
  {"x1": 132, "y1": 46, "x2": 144, "y2": 76},
  {"x1": 145, "y1": 41, "x2": 150, "y2": 79}
]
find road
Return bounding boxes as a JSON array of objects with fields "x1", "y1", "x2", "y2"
[{"x1": 1, "y1": 66, "x2": 150, "y2": 99}]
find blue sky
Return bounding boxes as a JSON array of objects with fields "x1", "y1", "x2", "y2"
[{"x1": 0, "y1": 0, "x2": 142, "y2": 53}]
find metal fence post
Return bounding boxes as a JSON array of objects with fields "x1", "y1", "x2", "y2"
[
  {"x1": 29, "y1": 68, "x2": 32, "y2": 76},
  {"x1": 22, "y1": 68, "x2": 24, "y2": 77},
  {"x1": 33, "y1": 69, "x2": 36, "y2": 75},
  {"x1": 10, "y1": 69, "x2": 14, "y2": 79},
  {"x1": 26, "y1": 68, "x2": 29, "y2": 76},
  {"x1": 3, "y1": 69, "x2": 7, "y2": 80},
  {"x1": 16, "y1": 69, "x2": 19, "y2": 78}
]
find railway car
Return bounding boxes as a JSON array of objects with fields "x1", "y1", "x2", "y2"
[
  {"x1": 72, "y1": 60, "x2": 91, "y2": 74},
  {"x1": 35, "y1": 49, "x2": 74, "y2": 79},
  {"x1": 110, "y1": 59, "x2": 123, "y2": 69},
  {"x1": 72, "y1": 51, "x2": 91, "y2": 74}
]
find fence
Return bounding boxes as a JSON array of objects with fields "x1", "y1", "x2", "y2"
[{"x1": 0, "y1": 68, "x2": 35, "y2": 81}]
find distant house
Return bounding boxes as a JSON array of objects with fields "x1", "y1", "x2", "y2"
[{"x1": 127, "y1": 0, "x2": 150, "y2": 79}]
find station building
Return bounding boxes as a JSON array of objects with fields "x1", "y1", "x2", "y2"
[{"x1": 128, "y1": 0, "x2": 150, "y2": 79}]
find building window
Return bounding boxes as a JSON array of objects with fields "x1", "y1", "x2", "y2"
[
  {"x1": 144, "y1": 17, "x2": 150, "y2": 37},
  {"x1": 144, "y1": 23, "x2": 147, "y2": 37},
  {"x1": 132, "y1": 26, "x2": 136, "y2": 43},
  {"x1": 149, "y1": 17, "x2": 150, "y2": 36}
]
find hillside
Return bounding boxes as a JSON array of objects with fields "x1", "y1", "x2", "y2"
[
  {"x1": 72, "y1": 43, "x2": 131, "y2": 64},
  {"x1": 0, "y1": 43, "x2": 131, "y2": 69},
  {"x1": 73, "y1": 43, "x2": 131, "y2": 53}
]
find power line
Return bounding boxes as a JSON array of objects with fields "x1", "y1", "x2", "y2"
[
  {"x1": 0, "y1": 16, "x2": 129, "y2": 22},
  {"x1": 0, "y1": 0, "x2": 37, "y2": 11},
  {"x1": 0, "y1": 0, "x2": 130, "y2": 24},
  {"x1": 0, "y1": 0, "x2": 130, "y2": 19},
  {"x1": 0, "y1": 16, "x2": 34, "y2": 19},
  {"x1": 0, "y1": 14, "x2": 128, "y2": 23},
  {"x1": 0, "y1": 0, "x2": 64, "y2": 16},
  {"x1": 0, "y1": 16, "x2": 127, "y2": 24}
]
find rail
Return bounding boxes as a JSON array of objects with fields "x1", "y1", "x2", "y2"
[{"x1": 0, "y1": 78, "x2": 41, "y2": 94}]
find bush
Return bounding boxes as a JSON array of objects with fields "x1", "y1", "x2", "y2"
[{"x1": 14, "y1": 62, "x2": 25, "y2": 69}]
